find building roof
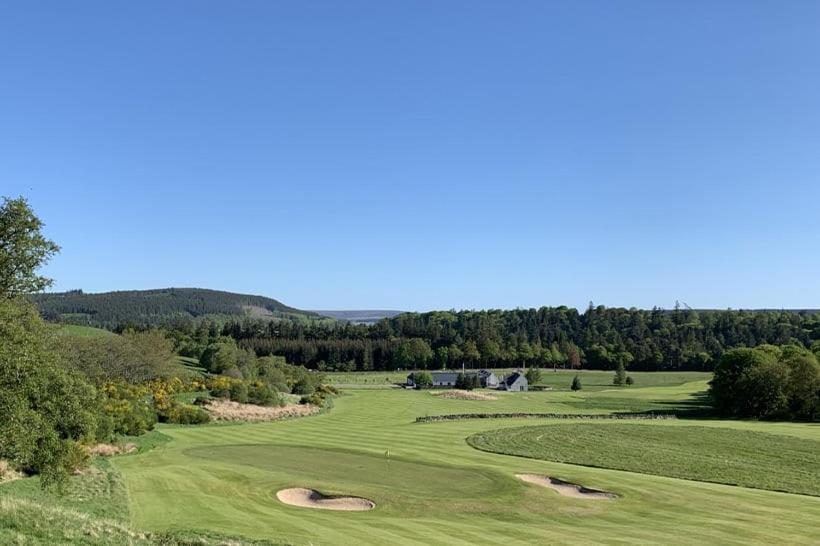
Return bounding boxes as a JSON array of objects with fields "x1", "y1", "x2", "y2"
[
  {"x1": 503, "y1": 372, "x2": 527, "y2": 387},
  {"x1": 430, "y1": 372, "x2": 460, "y2": 383}
]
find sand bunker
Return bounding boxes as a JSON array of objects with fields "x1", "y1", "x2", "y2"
[
  {"x1": 205, "y1": 400, "x2": 319, "y2": 422},
  {"x1": 276, "y1": 488, "x2": 375, "y2": 511},
  {"x1": 516, "y1": 474, "x2": 616, "y2": 499},
  {"x1": 431, "y1": 390, "x2": 498, "y2": 401}
]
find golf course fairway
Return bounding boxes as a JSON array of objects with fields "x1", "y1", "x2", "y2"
[{"x1": 113, "y1": 383, "x2": 820, "y2": 545}]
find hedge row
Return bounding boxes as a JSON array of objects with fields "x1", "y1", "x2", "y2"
[{"x1": 415, "y1": 412, "x2": 677, "y2": 423}]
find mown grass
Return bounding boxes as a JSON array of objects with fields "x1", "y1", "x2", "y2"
[
  {"x1": 0, "y1": 438, "x2": 278, "y2": 545},
  {"x1": 4, "y1": 377, "x2": 820, "y2": 544},
  {"x1": 56, "y1": 324, "x2": 116, "y2": 338},
  {"x1": 108, "y1": 382, "x2": 820, "y2": 545},
  {"x1": 468, "y1": 422, "x2": 820, "y2": 497}
]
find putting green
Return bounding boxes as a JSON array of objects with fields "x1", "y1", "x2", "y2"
[
  {"x1": 113, "y1": 383, "x2": 820, "y2": 545},
  {"x1": 186, "y1": 444, "x2": 509, "y2": 500}
]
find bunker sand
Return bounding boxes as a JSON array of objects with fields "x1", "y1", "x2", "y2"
[
  {"x1": 516, "y1": 474, "x2": 616, "y2": 499},
  {"x1": 276, "y1": 488, "x2": 375, "y2": 511}
]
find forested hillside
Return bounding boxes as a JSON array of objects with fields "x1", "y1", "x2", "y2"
[
  {"x1": 31, "y1": 288, "x2": 317, "y2": 329},
  {"x1": 214, "y1": 305, "x2": 820, "y2": 372}
]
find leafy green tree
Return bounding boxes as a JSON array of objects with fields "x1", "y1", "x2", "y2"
[
  {"x1": 200, "y1": 341, "x2": 239, "y2": 374},
  {"x1": 710, "y1": 348, "x2": 774, "y2": 416},
  {"x1": 784, "y1": 354, "x2": 820, "y2": 420},
  {"x1": 525, "y1": 367, "x2": 542, "y2": 385},
  {"x1": 434, "y1": 346, "x2": 449, "y2": 369},
  {"x1": 0, "y1": 199, "x2": 100, "y2": 488},
  {"x1": 461, "y1": 341, "x2": 481, "y2": 367},
  {"x1": 0, "y1": 298, "x2": 100, "y2": 488},
  {"x1": 455, "y1": 373, "x2": 479, "y2": 390},
  {"x1": 447, "y1": 344, "x2": 463, "y2": 368},
  {"x1": 394, "y1": 338, "x2": 434, "y2": 369},
  {"x1": 625, "y1": 375, "x2": 634, "y2": 386},
  {"x1": 409, "y1": 371, "x2": 433, "y2": 389},
  {"x1": 570, "y1": 375, "x2": 582, "y2": 391},
  {"x1": 613, "y1": 362, "x2": 626, "y2": 386},
  {"x1": 0, "y1": 197, "x2": 60, "y2": 297}
]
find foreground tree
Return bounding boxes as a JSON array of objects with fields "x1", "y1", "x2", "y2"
[
  {"x1": 0, "y1": 197, "x2": 99, "y2": 487},
  {"x1": 0, "y1": 196, "x2": 60, "y2": 297},
  {"x1": 0, "y1": 298, "x2": 100, "y2": 488}
]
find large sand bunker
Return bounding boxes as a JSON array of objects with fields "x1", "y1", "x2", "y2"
[
  {"x1": 516, "y1": 474, "x2": 616, "y2": 499},
  {"x1": 276, "y1": 488, "x2": 375, "y2": 511},
  {"x1": 431, "y1": 390, "x2": 498, "y2": 401}
]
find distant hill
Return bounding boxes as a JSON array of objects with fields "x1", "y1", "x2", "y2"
[
  {"x1": 313, "y1": 310, "x2": 404, "y2": 324},
  {"x1": 31, "y1": 288, "x2": 318, "y2": 329}
]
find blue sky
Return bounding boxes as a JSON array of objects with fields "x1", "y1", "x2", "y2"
[{"x1": 2, "y1": 1, "x2": 819, "y2": 311}]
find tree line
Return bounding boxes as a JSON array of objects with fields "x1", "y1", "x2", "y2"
[{"x1": 196, "y1": 305, "x2": 820, "y2": 372}]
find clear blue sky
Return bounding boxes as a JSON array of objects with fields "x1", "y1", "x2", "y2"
[{"x1": 2, "y1": 1, "x2": 819, "y2": 311}]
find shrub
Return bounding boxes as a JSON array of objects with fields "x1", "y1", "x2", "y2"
[
  {"x1": 409, "y1": 371, "x2": 433, "y2": 389},
  {"x1": 299, "y1": 393, "x2": 325, "y2": 407},
  {"x1": 613, "y1": 362, "x2": 626, "y2": 386},
  {"x1": 162, "y1": 403, "x2": 210, "y2": 425},
  {"x1": 318, "y1": 384, "x2": 340, "y2": 396},
  {"x1": 291, "y1": 375, "x2": 319, "y2": 395},
  {"x1": 100, "y1": 382, "x2": 157, "y2": 436},
  {"x1": 228, "y1": 381, "x2": 249, "y2": 404},
  {"x1": 625, "y1": 376, "x2": 634, "y2": 386},
  {"x1": 570, "y1": 375, "x2": 582, "y2": 391},
  {"x1": 247, "y1": 382, "x2": 282, "y2": 406}
]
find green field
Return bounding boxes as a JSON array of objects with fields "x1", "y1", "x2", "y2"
[
  {"x1": 3, "y1": 376, "x2": 820, "y2": 544},
  {"x1": 327, "y1": 369, "x2": 710, "y2": 390},
  {"x1": 468, "y1": 423, "x2": 820, "y2": 496},
  {"x1": 56, "y1": 324, "x2": 116, "y2": 338}
]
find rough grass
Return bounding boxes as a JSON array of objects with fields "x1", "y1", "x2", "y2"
[
  {"x1": 204, "y1": 400, "x2": 318, "y2": 422},
  {"x1": 467, "y1": 423, "x2": 820, "y2": 496},
  {"x1": 430, "y1": 390, "x2": 498, "y2": 401}
]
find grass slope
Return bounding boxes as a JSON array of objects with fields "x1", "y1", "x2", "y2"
[
  {"x1": 110, "y1": 381, "x2": 820, "y2": 545},
  {"x1": 0, "y1": 453, "x2": 278, "y2": 545},
  {"x1": 467, "y1": 423, "x2": 820, "y2": 496}
]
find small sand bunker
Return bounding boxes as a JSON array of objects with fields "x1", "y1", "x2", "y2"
[
  {"x1": 516, "y1": 474, "x2": 616, "y2": 499},
  {"x1": 205, "y1": 400, "x2": 319, "y2": 422},
  {"x1": 276, "y1": 488, "x2": 375, "y2": 511},
  {"x1": 431, "y1": 390, "x2": 498, "y2": 401}
]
